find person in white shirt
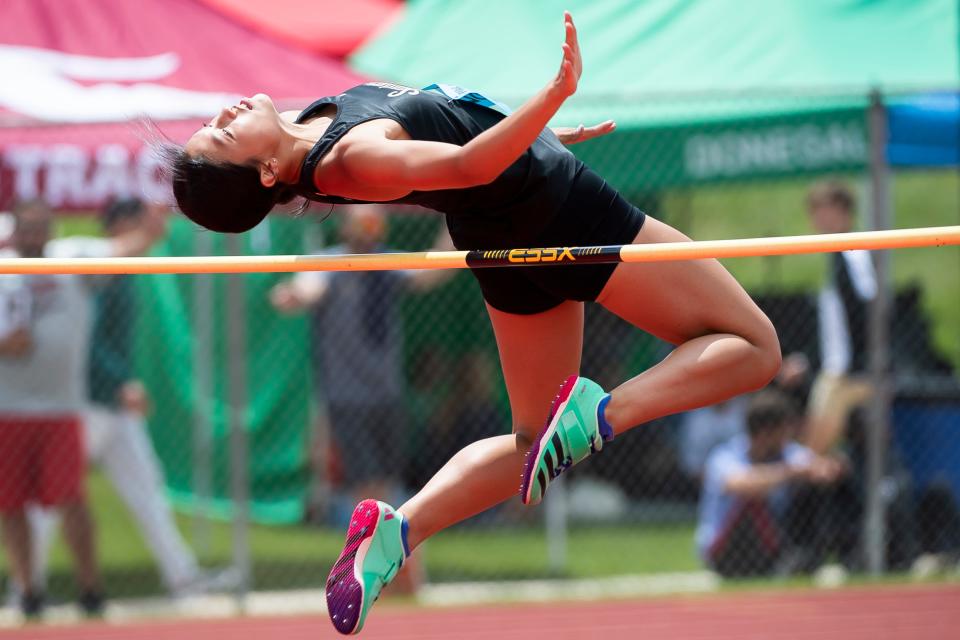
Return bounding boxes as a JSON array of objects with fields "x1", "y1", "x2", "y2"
[
  {"x1": 783, "y1": 181, "x2": 877, "y2": 454},
  {"x1": 22, "y1": 198, "x2": 233, "y2": 601},
  {"x1": 0, "y1": 198, "x2": 163, "y2": 618}
]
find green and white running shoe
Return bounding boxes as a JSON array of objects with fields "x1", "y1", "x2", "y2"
[
  {"x1": 520, "y1": 375, "x2": 611, "y2": 506},
  {"x1": 326, "y1": 500, "x2": 407, "y2": 635}
]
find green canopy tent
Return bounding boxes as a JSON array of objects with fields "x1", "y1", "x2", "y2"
[{"x1": 351, "y1": 0, "x2": 959, "y2": 194}]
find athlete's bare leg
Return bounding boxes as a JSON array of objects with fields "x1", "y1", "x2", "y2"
[
  {"x1": 400, "y1": 216, "x2": 780, "y2": 550},
  {"x1": 401, "y1": 300, "x2": 584, "y2": 548},
  {"x1": 596, "y1": 216, "x2": 781, "y2": 432}
]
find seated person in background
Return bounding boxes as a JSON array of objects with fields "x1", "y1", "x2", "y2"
[
  {"x1": 679, "y1": 359, "x2": 815, "y2": 491},
  {"x1": 679, "y1": 396, "x2": 748, "y2": 483},
  {"x1": 696, "y1": 389, "x2": 846, "y2": 578}
]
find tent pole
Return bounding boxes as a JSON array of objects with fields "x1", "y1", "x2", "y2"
[
  {"x1": 192, "y1": 233, "x2": 215, "y2": 558},
  {"x1": 544, "y1": 476, "x2": 568, "y2": 574},
  {"x1": 226, "y1": 235, "x2": 252, "y2": 607},
  {"x1": 865, "y1": 88, "x2": 892, "y2": 577}
]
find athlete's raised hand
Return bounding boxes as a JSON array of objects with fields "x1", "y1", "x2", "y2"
[
  {"x1": 342, "y1": 12, "x2": 595, "y2": 194},
  {"x1": 552, "y1": 11, "x2": 582, "y2": 99},
  {"x1": 552, "y1": 120, "x2": 616, "y2": 145}
]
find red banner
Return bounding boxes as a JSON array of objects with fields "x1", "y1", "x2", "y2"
[{"x1": 0, "y1": 0, "x2": 365, "y2": 212}]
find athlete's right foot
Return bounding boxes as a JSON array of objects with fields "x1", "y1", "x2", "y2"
[
  {"x1": 326, "y1": 499, "x2": 407, "y2": 635},
  {"x1": 520, "y1": 375, "x2": 611, "y2": 506}
]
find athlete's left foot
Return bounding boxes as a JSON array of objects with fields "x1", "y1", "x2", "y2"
[
  {"x1": 326, "y1": 500, "x2": 408, "y2": 635},
  {"x1": 520, "y1": 375, "x2": 613, "y2": 506}
]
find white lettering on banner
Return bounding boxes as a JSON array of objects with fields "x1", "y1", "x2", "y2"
[
  {"x1": 45, "y1": 145, "x2": 88, "y2": 206},
  {"x1": 4, "y1": 146, "x2": 44, "y2": 200},
  {"x1": 86, "y1": 145, "x2": 132, "y2": 202},
  {"x1": 685, "y1": 122, "x2": 867, "y2": 180},
  {"x1": 1, "y1": 145, "x2": 171, "y2": 209}
]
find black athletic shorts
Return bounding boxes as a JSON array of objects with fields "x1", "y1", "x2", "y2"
[{"x1": 468, "y1": 165, "x2": 646, "y2": 315}]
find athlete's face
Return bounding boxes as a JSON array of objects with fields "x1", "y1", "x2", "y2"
[{"x1": 185, "y1": 93, "x2": 282, "y2": 165}]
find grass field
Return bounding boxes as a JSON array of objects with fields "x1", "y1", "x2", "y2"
[
  {"x1": 23, "y1": 472, "x2": 697, "y2": 599},
  {"x1": 21, "y1": 472, "x2": 958, "y2": 604}
]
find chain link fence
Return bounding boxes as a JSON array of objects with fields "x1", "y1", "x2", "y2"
[{"x1": 1, "y1": 94, "x2": 959, "y2": 617}]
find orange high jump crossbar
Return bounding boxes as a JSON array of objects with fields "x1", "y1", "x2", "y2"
[{"x1": 1, "y1": 226, "x2": 959, "y2": 275}]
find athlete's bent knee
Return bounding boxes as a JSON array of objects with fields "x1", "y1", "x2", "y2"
[{"x1": 748, "y1": 317, "x2": 782, "y2": 390}]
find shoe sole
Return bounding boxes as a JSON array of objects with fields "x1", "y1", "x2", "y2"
[
  {"x1": 326, "y1": 499, "x2": 382, "y2": 635},
  {"x1": 520, "y1": 374, "x2": 579, "y2": 505}
]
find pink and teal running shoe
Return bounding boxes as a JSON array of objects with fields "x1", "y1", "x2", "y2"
[
  {"x1": 521, "y1": 375, "x2": 612, "y2": 506},
  {"x1": 326, "y1": 499, "x2": 408, "y2": 635}
]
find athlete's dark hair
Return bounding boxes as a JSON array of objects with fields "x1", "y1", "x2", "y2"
[{"x1": 164, "y1": 145, "x2": 303, "y2": 234}]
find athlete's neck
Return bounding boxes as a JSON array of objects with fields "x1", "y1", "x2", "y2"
[{"x1": 276, "y1": 116, "x2": 333, "y2": 185}]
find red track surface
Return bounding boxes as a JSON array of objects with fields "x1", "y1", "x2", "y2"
[{"x1": 17, "y1": 584, "x2": 960, "y2": 640}]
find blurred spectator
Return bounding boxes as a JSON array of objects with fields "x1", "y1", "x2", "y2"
[
  {"x1": 793, "y1": 180, "x2": 877, "y2": 454},
  {"x1": 270, "y1": 205, "x2": 451, "y2": 596},
  {"x1": 696, "y1": 389, "x2": 847, "y2": 578},
  {"x1": 23, "y1": 198, "x2": 232, "y2": 599},
  {"x1": 404, "y1": 344, "x2": 456, "y2": 490},
  {"x1": 915, "y1": 479, "x2": 960, "y2": 570},
  {"x1": 270, "y1": 206, "x2": 453, "y2": 506},
  {"x1": 0, "y1": 198, "x2": 160, "y2": 618},
  {"x1": 679, "y1": 353, "x2": 831, "y2": 495},
  {"x1": 0, "y1": 212, "x2": 13, "y2": 249},
  {"x1": 427, "y1": 349, "x2": 506, "y2": 480},
  {"x1": 781, "y1": 180, "x2": 957, "y2": 572},
  {"x1": 842, "y1": 406, "x2": 930, "y2": 572},
  {"x1": 679, "y1": 396, "x2": 748, "y2": 482}
]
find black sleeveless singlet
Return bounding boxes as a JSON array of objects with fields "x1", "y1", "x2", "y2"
[
  {"x1": 294, "y1": 82, "x2": 580, "y2": 250},
  {"x1": 294, "y1": 81, "x2": 646, "y2": 314}
]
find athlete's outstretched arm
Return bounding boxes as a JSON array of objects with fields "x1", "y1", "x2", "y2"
[{"x1": 336, "y1": 12, "x2": 585, "y2": 191}]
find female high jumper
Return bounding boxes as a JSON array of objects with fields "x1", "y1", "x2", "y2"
[{"x1": 168, "y1": 12, "x2": 781, "y2": 635}]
